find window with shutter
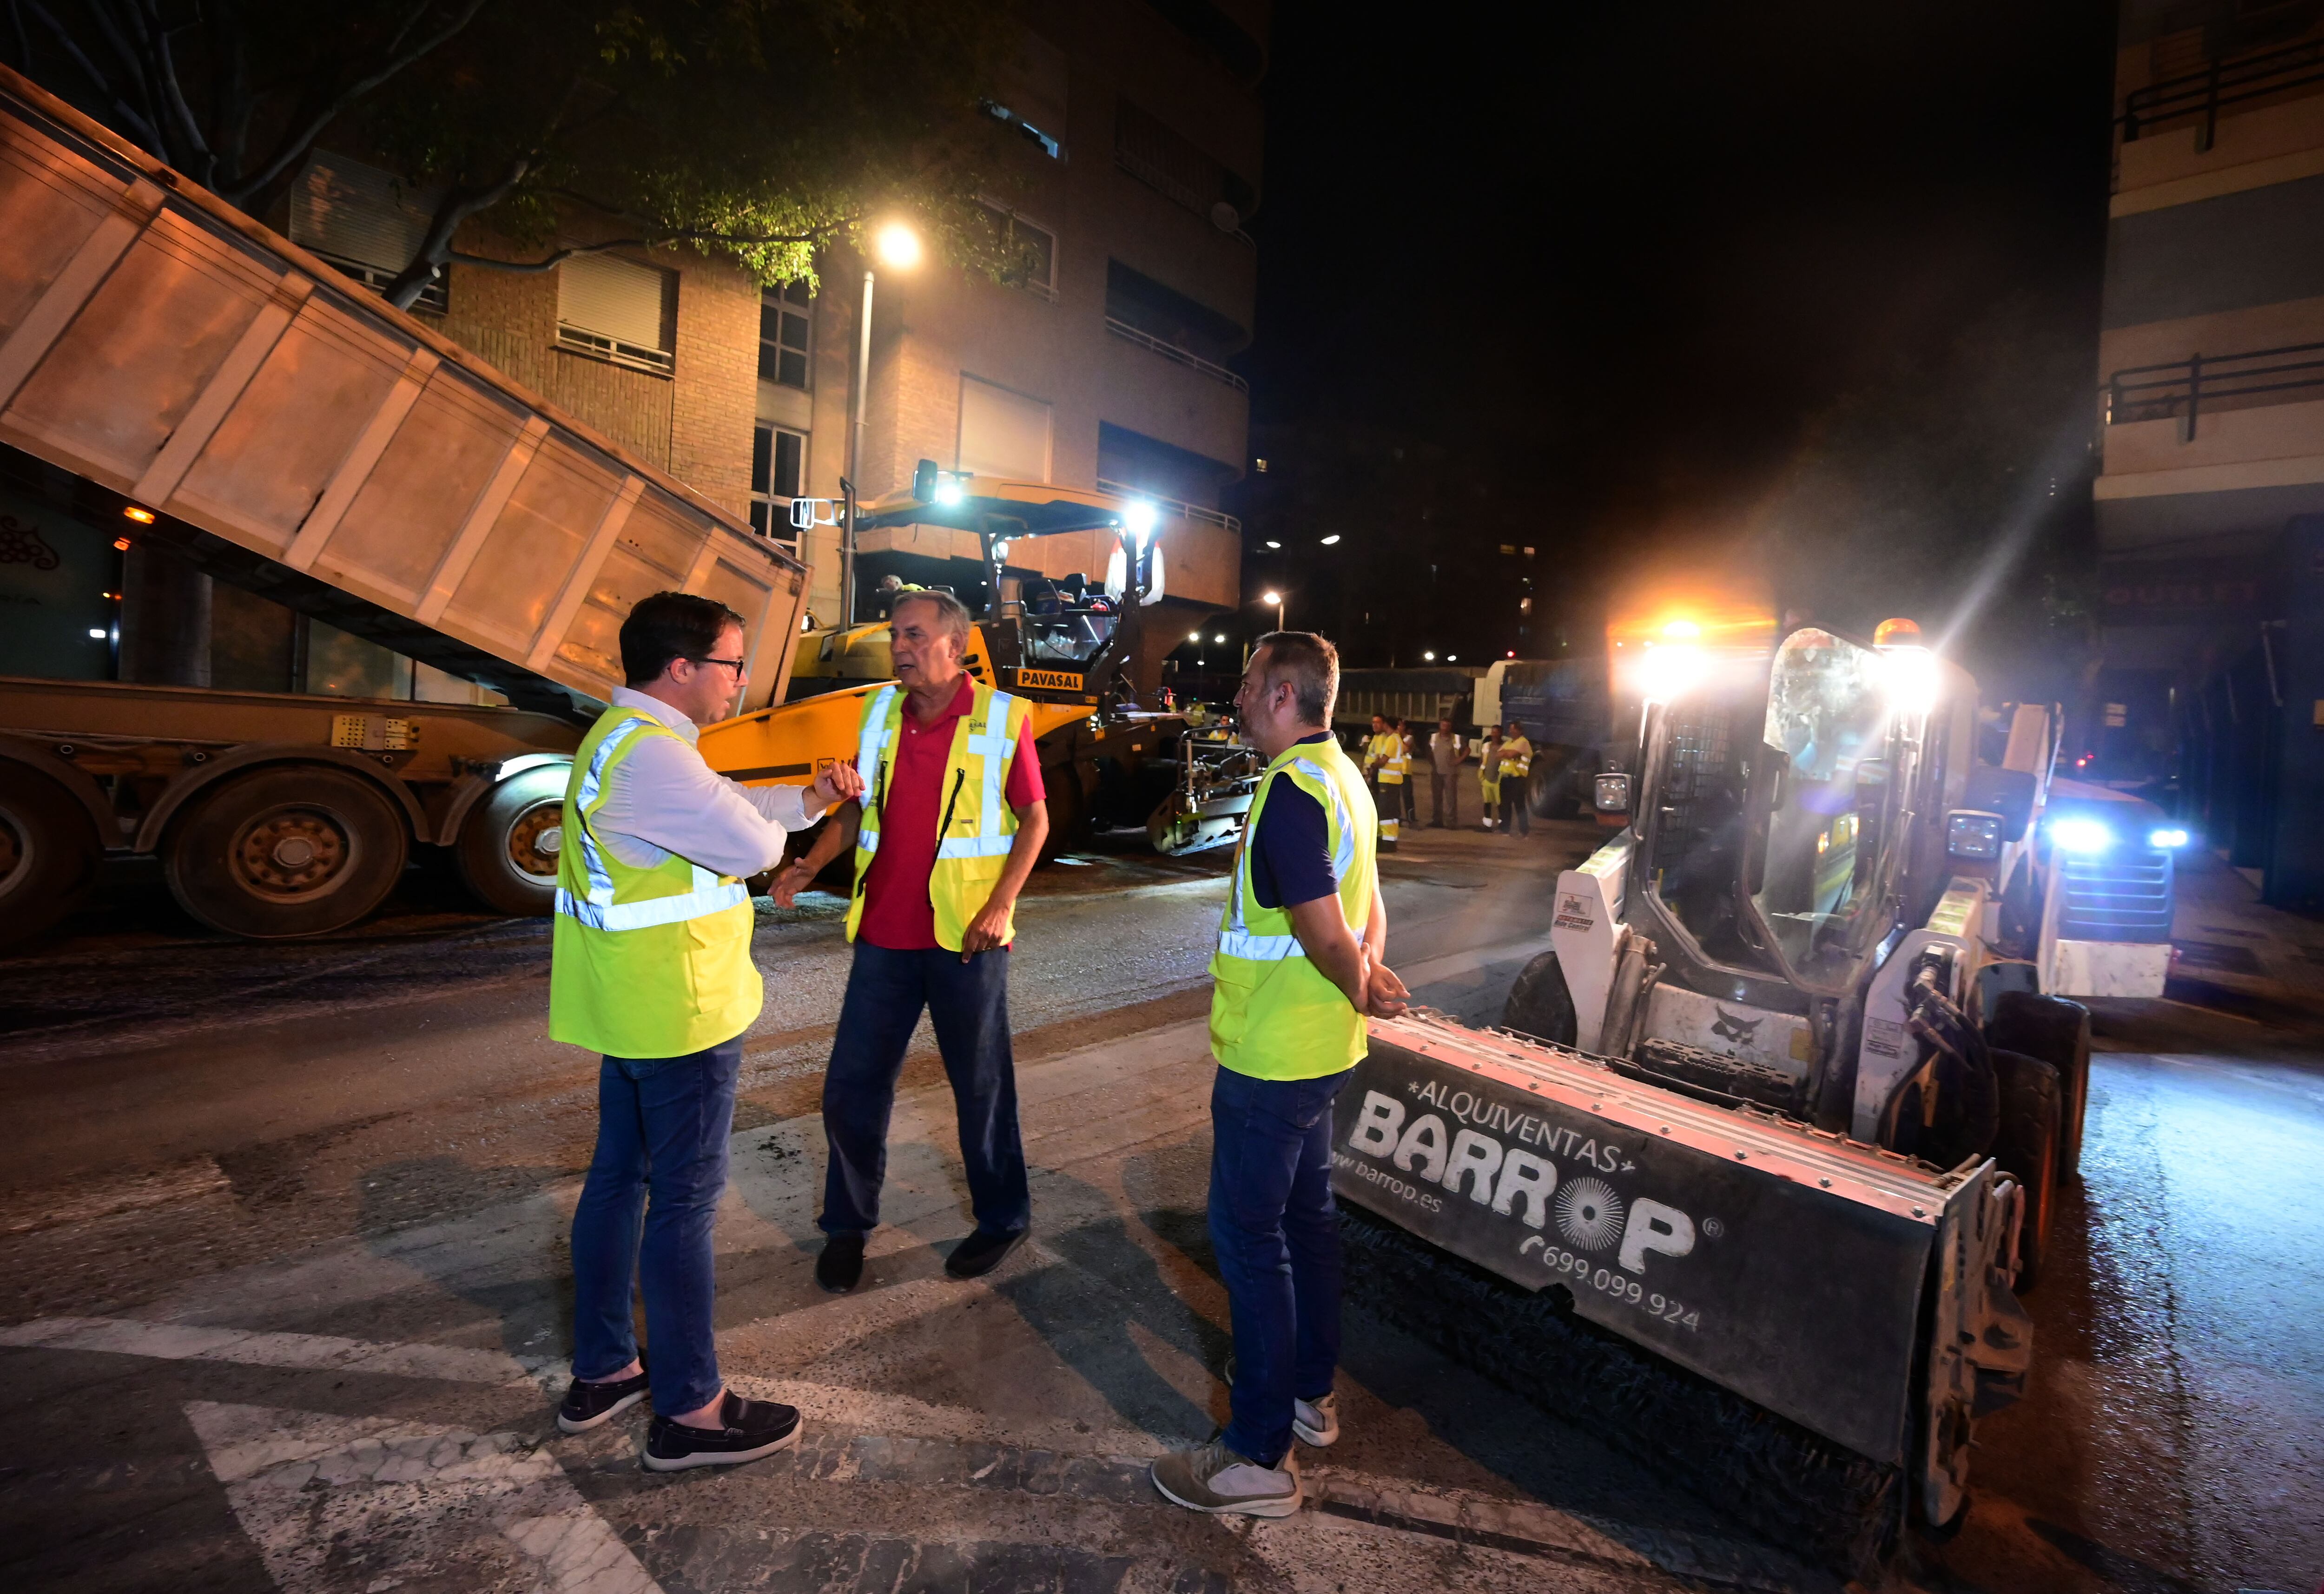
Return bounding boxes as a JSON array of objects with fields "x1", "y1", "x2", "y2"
[
  {"x1": 556, "y1": 253, "x2": 676, "y2": 375},
  {"x1": 290, "y1": 153, "x2": 448, "y2": 313},
  {"x1": 957, "y1": 377, "x2": 1052, "y2": 482}
]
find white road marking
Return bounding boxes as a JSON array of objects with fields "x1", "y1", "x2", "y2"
[
  {"x1": 185, "y1": 1401, "x2": 663, "y2": 1594},
  {"x1": 0, "y1": 1315, "x2": 555, "y2": 1386}
]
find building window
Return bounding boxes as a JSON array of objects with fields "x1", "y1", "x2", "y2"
[
  {"x1": 1114, "y1": 99, "x2": 1257, "y2": 235},
  {"x1": 957, "y1": 376, "x2": 1052, "y2": 482},
  {"x1": 980, "y1": 204, "x2": 1057, "y2": 300},
  {"x1": 556, "y1": 252, "x2": 675, "y2": 375},
  {"x1": 291, "y1": 153, "x2": 449, "y2": 313},
  {"x1": 759, "y1": 281, "x2": 811, "y2": 388},
  {"x1": 752, "y1": 422, "x2": 805, "y2": 547}
]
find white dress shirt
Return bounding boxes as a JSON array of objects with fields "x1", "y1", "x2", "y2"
[{"x1": 591, "y1": 687, "x2": 814, "y2": 876}]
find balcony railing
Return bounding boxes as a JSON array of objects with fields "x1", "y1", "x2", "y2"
[
  {"x1": 2119, "y1": 35, "x2": 2324, "y2": 150},
  {"x1": 2106, "y1": 339, "x2": 2324, "y2": 436},
  {"x1": 1104, "y1": 315, "x2": 1249, "y2": 392},
  {"x1": 1095, "y1": 476, "x2": 1242, "y2": 535}
]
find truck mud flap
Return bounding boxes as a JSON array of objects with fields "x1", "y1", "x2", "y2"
[{"x1": 1333, "y1": 1013, "x2": 2006, "y2": 1574}]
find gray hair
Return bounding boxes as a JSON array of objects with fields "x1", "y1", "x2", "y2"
[
  {"x1": 1256, "y1": 630, "x2": 1338, "y2": 727},
  {"x1": 891, "y1": 587, "x2": 973, "y2": 645}
]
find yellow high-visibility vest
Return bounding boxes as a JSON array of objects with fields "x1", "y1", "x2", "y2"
[
  {"x1": 1209, "y1": 738, "x2": 1380, "y2": 1080},
  {"x1": 550, "y1": 708, "x2": 759, "y2": 1058},
  {"x1": 1367, "y1": 730, "x2": 1406, "y2": 783},
  {"x1": 845, "y1": 678, "x2": 1035, "y2": 952},
  {"x1": 1499, "y1": 736, "x2": 1534, "y2": 778}
]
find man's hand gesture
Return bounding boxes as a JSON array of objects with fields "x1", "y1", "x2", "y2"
[
  {"x1": 812, "y1": 759, "x2": 865, "y2": 811},
  {"x1": 960, "y1": 894, "x2": 1013, "y2": 960}
]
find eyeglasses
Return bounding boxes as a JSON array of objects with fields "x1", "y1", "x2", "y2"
[{"x1": 687, "y1": 656, "x2": 748, "y2": 678}]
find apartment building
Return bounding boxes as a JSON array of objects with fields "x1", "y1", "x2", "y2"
[
  {"x1": 3, "y1": 0, "x2": 1262, "y2": 704},
  {"x1": 2097, "y1": 0, "x2": 2324, "y2": 907},
  {"x1": 798, "y1": 0, "x2": 1262, "y2": 689}
]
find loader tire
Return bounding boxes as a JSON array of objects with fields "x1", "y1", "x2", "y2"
[
  {"x1": 1991, "y1": 1048, "x2": 2062, "y2": 1292},
  {"x1": 1988, "y1": 991, "x2": 2091, "y2": 1180},
  {"x1": 1503, "y1": 948, "x2": 1579, "y2": 1047}
]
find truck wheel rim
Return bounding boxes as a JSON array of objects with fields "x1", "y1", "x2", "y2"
[
  {"x1": 231, "y1": 805, "x2": 353, "y2": 899},
  {"x1": 507, "y1": 803, "x2": 562, "y2": 881}
]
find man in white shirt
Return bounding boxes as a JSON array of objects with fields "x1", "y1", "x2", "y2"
[
  {"x1": 1427, "y1": 718, "x2": 1467, "y2": 829},
  {"x1": 549, "y1": 591, "x2": 861, "y2": 1472}
]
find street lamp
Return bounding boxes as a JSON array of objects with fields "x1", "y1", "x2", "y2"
[
  {"x1": 1262, "y1": 588, "x2": 1283, "y2": 632},
  {"x1": 844, "y1": 219, "x2": 921, "y2": 627}
]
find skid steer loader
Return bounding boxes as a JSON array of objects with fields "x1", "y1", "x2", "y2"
[{"x1": 1331, "y1": 622, "x2": 2175, "y2": 1575}]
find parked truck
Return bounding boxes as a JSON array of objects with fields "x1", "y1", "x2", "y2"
[
  {"x1": 1330, "y1": 620, "x2": 2178, "y2": 1576},
  {"x1": 0, "y1": 65, "x2": 807, "y2": 948}
]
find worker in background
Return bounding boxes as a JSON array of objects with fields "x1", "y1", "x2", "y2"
[
  {"x1": 552, "y1": 591, "x2": 865, "y2": 1472},
  {"x1": 1427, "y1": 717, "x2": 1466, "y2": 829},
  {"x1": 1393, "y1": 720, "x2": 1418, "y2": 830},
  {"x1": 1478, "y1": 726, "x2": 1503, "y2": 830},
  {"x1": 1151, "y1": 630, "x2": 1409, "y2": 1518},
  {"x1": 1495, "y1": 720, "x2": 1533, "y2": 837},
  {"x1": 773, "y1": 589, "x2": 1048, "y2": 1294},
  {"x1": 1362, "y1": 713, "x2": 1403, "y2": 850}
]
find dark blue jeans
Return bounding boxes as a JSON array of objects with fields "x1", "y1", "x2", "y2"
[
  {"x1": 819, "y1": 942, "x2": 1030, "y2": 1238},
  {"x1": 569, "y1": 1037, "x2": 741, "y2": 1417},
  {"x1": 1210, "y1": 1065, "x2": 1346, "y2": 1468}
]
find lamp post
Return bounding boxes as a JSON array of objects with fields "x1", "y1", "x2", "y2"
[
  {"x1": 1262, "y1": 589, "x2": 1284, "y2": 633},
  {"x1": 843, "y1": 220, "x2": 922, "y2": 627}
]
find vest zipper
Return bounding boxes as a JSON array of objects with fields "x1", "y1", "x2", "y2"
[{"x1": 937, "y1": 767, "x2": 967, "y2": 842}]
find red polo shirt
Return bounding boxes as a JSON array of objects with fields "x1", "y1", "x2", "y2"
[{"x1": 858, "y1": 674, "x2": 1046, "y2": 949}]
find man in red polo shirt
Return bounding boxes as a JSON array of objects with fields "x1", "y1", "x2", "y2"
[{"x1": 775, "y1": 589, "x2": 1048, "y2": 1292}]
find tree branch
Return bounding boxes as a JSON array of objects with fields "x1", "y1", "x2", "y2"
[
  {"x1": 544, "y1": 188, "x2": 850, "y2": 248},
  {"x1": 147, "y1": 4, "x2": 215, "y2": 184},
  {"x1": 222, "y1": 0, "x2": 494, "y2": 210},
  {"x1": 14, "y1": 0, "x2": 159, "y2": 150}
]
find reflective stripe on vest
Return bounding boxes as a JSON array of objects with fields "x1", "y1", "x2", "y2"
[
  {"x1": 1217, "y1": 755, "x2": 1360, "y2": 962},
  {"x1": 845, "y1": 679, "x2": 1027, "y2": 949},
  {"x1": 554, "y1": 714, "x2": 750, "y2": 931}
]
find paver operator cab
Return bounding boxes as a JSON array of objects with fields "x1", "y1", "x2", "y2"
[{"x1": 1329, "y1": 618, "x2": 2180, "y2": 1576}]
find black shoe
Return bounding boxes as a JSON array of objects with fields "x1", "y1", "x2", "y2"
[
  {"x1": 816, "y1": 1231, "x2": 865, "y2": 1294},
  {"x1": 557, "y1": 1361, "x2": 649, "y2": 1434},
  {"x1": 944, "y1": 1226, "x2": 1027, "y2": 1279},
  {"x1": 642, "y1": 1392, "x2": 801, "y2": 1472}
]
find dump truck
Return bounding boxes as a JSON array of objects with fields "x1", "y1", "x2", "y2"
[
  {"x1": 0, "y1": 65, "x2": 807, "y2": 948},
  {"x1": 1331, "y1": 621, "x2": 2179, "y2": 1576},
  {"x1": 700, "y1": 470, "x2": 1241, "y2": 860}
]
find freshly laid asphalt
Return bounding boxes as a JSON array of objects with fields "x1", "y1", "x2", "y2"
[{"x1": 0, "y1": 820, "x2": 2316, "y2": 1594}]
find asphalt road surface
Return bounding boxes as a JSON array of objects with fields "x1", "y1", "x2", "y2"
[{"x1": 0, "y1": 823, "x2": 2317, "y2": 1594}]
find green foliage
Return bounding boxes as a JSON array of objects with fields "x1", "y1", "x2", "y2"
[{"x1": 4, "y1": 0, "x2": 1034, "y2": 306}]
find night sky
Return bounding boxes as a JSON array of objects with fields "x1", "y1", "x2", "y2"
[{"x1": 1236, "y1": 0, "x2": 2119, "y2": 679}]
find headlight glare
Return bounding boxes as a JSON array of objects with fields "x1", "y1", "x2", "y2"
[{"x1": 2050, "y1": 817, "x2": 2114, "y2": 854}]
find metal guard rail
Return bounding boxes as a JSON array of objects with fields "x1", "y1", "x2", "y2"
[
  {"x1": 2105, "y1": 338, "x2": 2324, "y2": 429},
  {"x1": 1103, "y1": 316, "x2": 1249, "y2": 392},
  {"x1": 2119, "y1": 35, "x2": 2324, "y2": 148},
  {"x1": 1093, "y1": 476, "x2": 1241, "y2": 535}
]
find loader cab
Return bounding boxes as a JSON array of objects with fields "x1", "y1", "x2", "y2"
[{"x1": 1630, "y1": 626, "x2": 1962, "y2": 1007}]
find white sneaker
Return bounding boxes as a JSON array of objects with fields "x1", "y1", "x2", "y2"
[
  {"x1": 1150, "y1": 1437, "x2": 1302, "y2": 1517},
  {"x1": 1293, "y1": 1392, "x2": 1339, "y2": 1447}
]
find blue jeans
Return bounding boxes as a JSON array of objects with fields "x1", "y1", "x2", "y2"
[
  {"x1": 1210, "y1": 1065, "x2": 1346, "y2": 1468},
  {"x1": 819, "y1": 942, "x2": 1030, "y2": 1237},
  {"x1": 569, "y1": 1038, "x2": 741, "y2": 1416}
]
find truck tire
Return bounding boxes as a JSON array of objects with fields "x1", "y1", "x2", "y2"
[
  {"x1": 0, "y1": 763, "x2": 103, "y2": 953},
  {"x1": 1503, "y1": 948, "x2": 1580, "y2": 1047},
  {"x1": 1990, "y1": 1048, "x2": 2061, "y2": 1292},
  {"x1": 456, "y1": 766, "x2": 568, "y2": 916},
  {"x1": 1039, "y1": 765, "x2": 1088, "y2": 865},
  {"x1": 1988, "y1": 991, "x2": 2091, "y2": 1180},
  {"x1": 164, "y1": 765, "x2": 409, "y2": 938}
]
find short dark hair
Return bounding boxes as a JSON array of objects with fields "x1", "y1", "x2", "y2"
[
  {"x1": 621, "y1": 591, "x2": 746, "y2": 685},
  {"x1": 1256, "y1": 630, "x2": 1338, "y2": 727}
]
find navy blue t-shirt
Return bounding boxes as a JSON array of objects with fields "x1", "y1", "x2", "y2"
[{"x1": 1249, "y1": 732, "x2": 1340, "y2": 910}]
